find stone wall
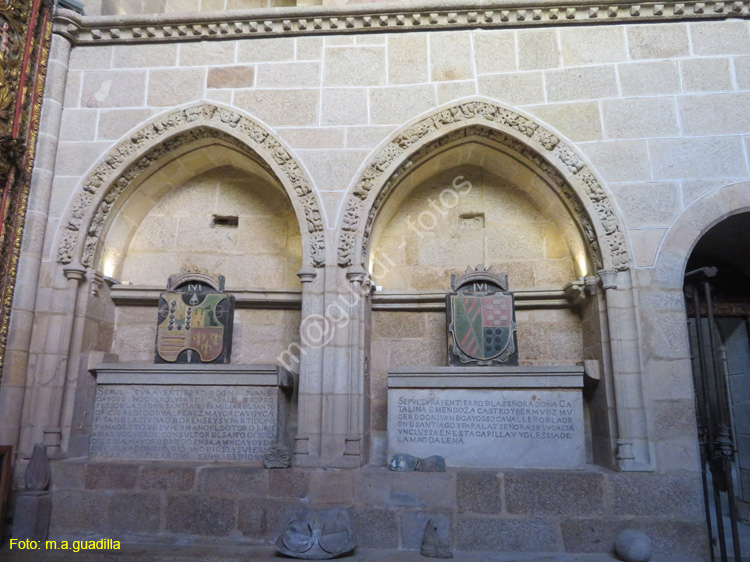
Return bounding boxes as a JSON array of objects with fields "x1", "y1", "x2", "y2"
[
  {"x1": 111, "y1": 307, "x2": 300, "y2": 363},
  {"x1": 54, "y1": 20, "x2": 750, "y2": 270},
  {"x1": 47, "y1": 459, "x2": 708, "y2": 558},
  {"x1": 116, "y1": 167, "x2": 302, "y2": 289},
  {"x1": 27, "y1": 18, "x2": 747, "y2": 471},
  {"x1": 81, "y1": 0, "x2": 406, "y2": 17},
  {"x1": 7, "y1": 4, "x2": 750, "y2": 554},
  {"x1": 370, "y1": 165, "x2": 578, "y2": 291}
]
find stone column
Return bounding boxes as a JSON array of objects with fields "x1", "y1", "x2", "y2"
[
  {"x1": 292, "y1": 265, "x2": 324, "y2": 466},
  {"x1": 58, "y1": 264, "x2": 90, "y2": 453},
  {"x1": 26, "y1": 262, "x2": 86, "y2": 456},
  {"x1": 294, "y1": 263, "x2": 370, "y2": 468},
  {"x1": 599, "y1": 268, "x2": 654, "y2": 471},
  {"x1": 0, "y1": 31, "x2": 72, "y2": 454},
  {"x1": 342, "y1": 265, "x2": 370, "y2": 462}
]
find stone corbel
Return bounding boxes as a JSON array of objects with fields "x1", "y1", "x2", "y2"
[
  {"x1": 580, "y1": 358, "x2": 601, "y2": 401},
  {"x1": 563, "y1": 276, "x2": 597, "y2": 315}
]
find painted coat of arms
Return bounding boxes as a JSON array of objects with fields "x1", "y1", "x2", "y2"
[
  {"x1": 155, "y1": 269, "x2": 235, "y2": 364},
  {"x1": 447, "y1": 266, "x2": 518, "y2": 366}
]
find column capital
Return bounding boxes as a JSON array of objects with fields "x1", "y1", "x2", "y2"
[
  {"x1": 297, "y1": 265, "x2": 317, "y2": 284},
  {"x1": 346, "y1": 264, "x2": 367, "y2": 282},
  {"x1": 62, "y1": 261, "x2": 86, "y2": 282}
]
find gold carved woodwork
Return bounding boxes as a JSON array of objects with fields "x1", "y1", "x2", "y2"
[{"x1": 0, "y1": 0, "x2": 53, "y2": 378}]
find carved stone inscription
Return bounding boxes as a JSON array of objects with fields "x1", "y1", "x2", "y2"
[
  {"x1": 91, "y1": 386, "x2": 276, "y2": 461},
  {"x1": 388, "y1": 388, "x2": 584, "y2": 469}
]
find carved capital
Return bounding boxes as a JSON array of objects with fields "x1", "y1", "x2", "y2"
[
  {"x1": 297, "y1": 265, "x2": 317, "y2": 284},
  {"x1": 597, "y1": 269, "x2": 618, "y2": 290},
  {"x1": 62, "y1": 261, "x2": 86, "y2": 282},
  {"x1": 345, "y1": 264, "x2": 367, "y2": 283}
]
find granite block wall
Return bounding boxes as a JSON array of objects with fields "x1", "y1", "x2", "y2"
[
  {"x1": 47, "y1": 459, "x2": 708, "y2": 557},
  {"x1": 50, "y1": 21, "x2": 750, "y2": 270}
]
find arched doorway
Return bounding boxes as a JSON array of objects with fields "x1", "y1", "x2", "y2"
[{"x1": 684, "y1": 211, "x2": 750, "y2": 561}]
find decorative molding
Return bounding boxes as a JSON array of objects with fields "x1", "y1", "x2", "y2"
[
  {"x1": 55, "y1": 103, "x2": 326, "y2": 269},
  {"x1": 337, "y1": 100, "x2": 630, "y2": 273},
  {"x1": 53, "y1": 1, "x2": 750, "y2": 44},
  {"x1": 110, "y1": 285, "x2": 303, "y2": 309},
  {"x1": 371, "y1": 287, "x2": 577, "y2": 311}
]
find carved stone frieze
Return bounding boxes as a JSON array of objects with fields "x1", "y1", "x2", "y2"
[
  {"x1": 336, "y1": 100, "x2": 629, "y2": 273},
  {"x1": 54, "y1": 2, "x2": 750, "y2": 45},
  {"x1": 56, "y1": 104, "x2": 326, "y2": 269}
]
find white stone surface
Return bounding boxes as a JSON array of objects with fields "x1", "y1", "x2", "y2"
[{"x1": 388, "y1": 387, "x2": 585, "y2": 469}]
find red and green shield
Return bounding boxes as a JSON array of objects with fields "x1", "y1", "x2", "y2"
[{"x1": 451, "y1": 294, "x2": 514, "y2": 361}]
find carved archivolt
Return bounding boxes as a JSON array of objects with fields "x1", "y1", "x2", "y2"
[
  {"x1": 56, "y1": 103, "x2": 326, "y2": 269},
  {"x1": 337, "y1": 100, "x2": 630, "y2": 273}
]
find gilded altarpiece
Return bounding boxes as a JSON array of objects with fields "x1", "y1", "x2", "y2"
[{"x1": 0, "y1": 0, "x2": 53, "y2": 377}]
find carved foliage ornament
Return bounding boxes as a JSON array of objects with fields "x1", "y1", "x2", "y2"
[
  {"x1": 56, "y1": 104, "x2": 326, "y2": 268},
  {"x1": 337, "y1": 101, "x2": 629, "y2": 273}
]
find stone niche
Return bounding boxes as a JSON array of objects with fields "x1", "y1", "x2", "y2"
[
  {"x1": 388, "y1": 366, "x2": 584, "y2": 469},
  {"x1": 90, "y1": 363, "x2": 295, "y2": 462}
]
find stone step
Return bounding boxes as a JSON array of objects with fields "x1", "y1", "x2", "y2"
[{"x1": 0, "y1": 543, "x2": 707, "y2": 562}]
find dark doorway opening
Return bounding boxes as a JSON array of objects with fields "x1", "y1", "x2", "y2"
[{"x1": 685, "y1": 211, "x2": 750, "y2": 562}]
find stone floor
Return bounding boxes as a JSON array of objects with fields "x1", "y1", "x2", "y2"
[{"x1": 0, "y1": 544, "x2": 709, "y2": 562}]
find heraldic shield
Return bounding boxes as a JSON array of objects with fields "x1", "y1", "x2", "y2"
[
  {"x1": 155, "y1": 268, "x2": 235, "y2": 364},
  {"x1": 447, "y1": 266, "x2": 518, "y2": 366}
]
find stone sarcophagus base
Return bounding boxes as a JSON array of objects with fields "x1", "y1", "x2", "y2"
[
  {"x1": 90, "y1": 364, "x2": 294, "y2": 463},
  {"x1": 388, "y1": 366, "x2": 584, "y2": 470}
]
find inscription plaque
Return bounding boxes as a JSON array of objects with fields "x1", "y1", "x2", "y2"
[
  {"x1": 90, "y1": 364, "x2": 295, "y2": 463},
  {"x1": 389, "y1": 388, "x2": 584, "y2": 469},
  {"x1": 387, "y1": 367, "x2": 585, "y2": 469},
  {"x1": 91, "y1": 386, "x2": 276, "y2": 461}
]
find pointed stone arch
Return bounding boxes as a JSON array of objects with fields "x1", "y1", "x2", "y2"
[
  {"x1": 336, "y1": 98, "x2": 630, "y2": 275},
  {"x1": 332, "y1": 98, "x2": 655, "y2": 471},
  {"x1": 56, "y1": 103, "x2": 326, "y2": 270}
]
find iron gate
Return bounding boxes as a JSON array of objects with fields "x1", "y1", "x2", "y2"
[{"x1": 685, "y1": 266, "x2": 742, "y2": 562}]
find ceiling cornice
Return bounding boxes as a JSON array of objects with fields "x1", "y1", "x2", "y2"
[{"x1": 54, "y1": 0, "x2": 750, "y2": 45}]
